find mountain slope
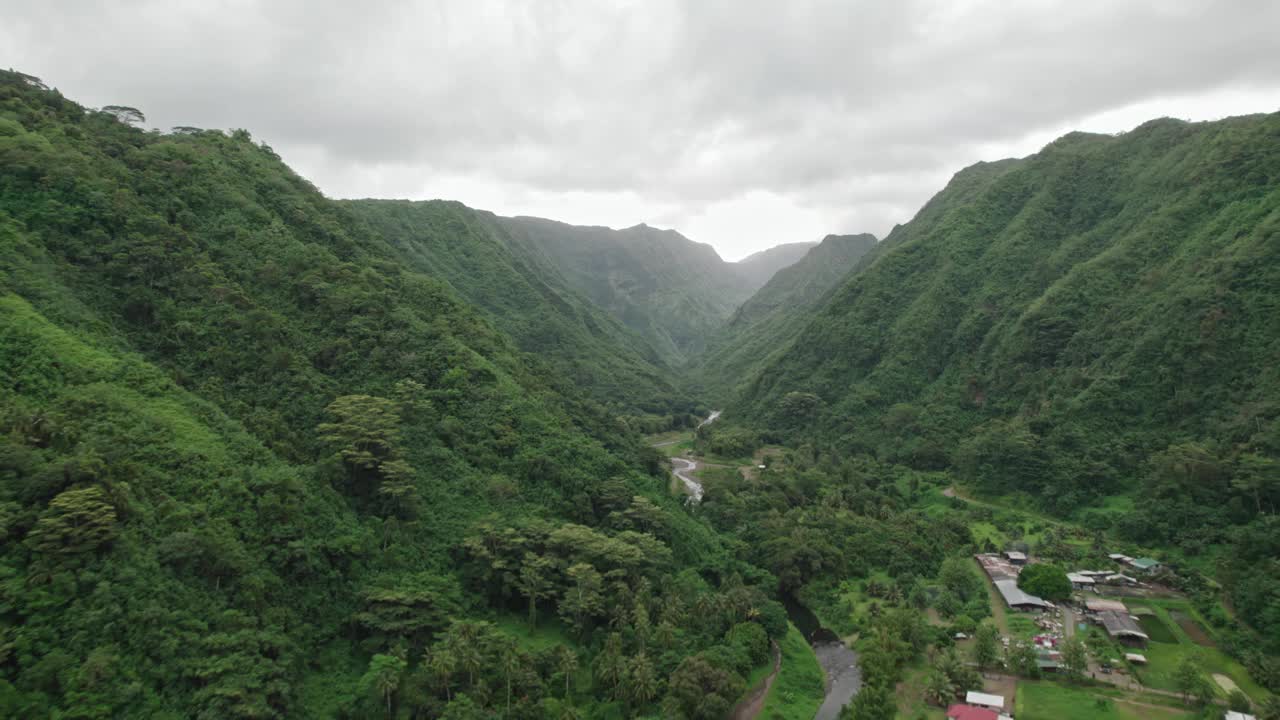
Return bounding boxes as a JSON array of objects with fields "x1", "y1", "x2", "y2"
[
  {"x1": 734, "y1": 113, "x2": 1280, "y2": 530},
  {"x1": 494, "y1": 217, "x2": 756, "y2": 364},
  {"x1": 342, "y1": 199, "x2": 684, "y2": 414},
  {"x1": 732, "y1": 241, "x2": 817, "y2": 289},
  {"x1": 0, "y1": 70, "x2": 772, "y2": 719},
  {"x1": 690, "y1": 233, "x2": 878, "y2": 399}
]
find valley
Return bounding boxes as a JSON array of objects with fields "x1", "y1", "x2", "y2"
[{"x1": 0, "y1": 67, "x2": 1277, "y2": 720}]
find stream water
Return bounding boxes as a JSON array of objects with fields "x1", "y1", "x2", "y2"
[{"x1": 782, "y1": 595, "x2": 862, "y2": 720}]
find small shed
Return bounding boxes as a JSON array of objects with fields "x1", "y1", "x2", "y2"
[
  {"x1": 1004, "y1": 550, "x2": 1027, "y2": 565},
  {"x1": 1125, "y1": 653, "x2": 1147, "y2": 664},
  {"x1": 1128, "y1": 557, "x2": 1161, "y2": 573},
  {"x1": 965, "y1": 690, "x2": 1005, "y2": 710},
  {"x1": 1224, "y1": 712, "x2": 1258, "y2": 720}
]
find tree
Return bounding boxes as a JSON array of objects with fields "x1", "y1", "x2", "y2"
[
  {"x1": 1227, "y1": 688, "x2": 1252, "y2": 713},
  {"x1": 664, "y1": 655, "x2": 744, "y2": 720},
  {"x1": 558, "y1": 563, "x2": 604, "y2": 638},
  {"x1": 593, "y1": 633, "x2": 626, "y2": 696},
  {"x1": 842, "y1": 681, "x2": 894, "y2": 720},
  {"x1": 1059, "y1": 637, "x2": 1087, "y2": 681},
  {"x1": 516, "y1": 553, "x2": 555, "y2": 628},
  {"x1": 628, "y1": 652, "x2": 659, "y2": 707},
  {"x1": 360, "y1": 653, "x2": 406, "y2": 718},
  {"x1": 1173, "y1": 656, "x2": 1207, "y2": 705},
  {"x1": 1258, "y1": 694, "x2": 1280, "y2": 720},
  {"x1": 427, "y1": 647, "x2": 457, "y2": 701},
  {"x1": 922, "y1": 669, "x2": 955, "y2": 707},
  {"x1": 25, "y1": 486, "x2": 117, "y2": 554},
  {"x1": 555, "y1": 646, "x2": 578, "y2": 698},
  {"x1": 496, "y1": 638, "x2": 522, "y2": 712},
  {"x1": 100, "y1": 105, "x2": 145, "y2": 125},
  {"x1": 1016, "y1": 562, "x2": 1072, "y2": 601},
  {"x1": 318, "y1": 394, "x2": 403, "y2": 471},
  {"x1": 1004, "y1": 640, "x2": 1040, "y2": 679},
  {"x1": 972, "y1": 622, "x2": 1000, "y2": 671}
]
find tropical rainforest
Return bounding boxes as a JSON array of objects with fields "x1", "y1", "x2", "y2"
[{"x1": 1, "y1": 68, "x2": 1277, "y2": 720}]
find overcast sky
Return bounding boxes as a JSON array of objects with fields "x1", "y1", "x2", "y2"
[{"x1": 5, "y1": 1, "x2": 1279, "y2": 260}]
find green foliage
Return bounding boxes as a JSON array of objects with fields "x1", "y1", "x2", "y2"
[{"x1": 1017, "y1": 563, "x2": 1073, "y2": 601}]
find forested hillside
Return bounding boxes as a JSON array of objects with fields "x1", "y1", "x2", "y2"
[
  {"x1": 494, "y1": 217, "x2": 757, "y2": 365},
  {"x1": 342, "y1": 199, "x2": 687, "y2": 417},
  {"x1": 731, "y1": 242, "x2": 816, "y2": 290},
  {"x1": 689, "y1": 233, "x2": 878, "y2": 400},
  {"x1": 728, "y1": 113, "x2": 1280, "y2": 648},
  {"x1": 0, "y1": 70, "x2": 781, "y2": 719}
]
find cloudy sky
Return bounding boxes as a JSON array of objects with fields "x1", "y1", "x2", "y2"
[{"x1": 5, "y1": 1, "x2": 1279, "y2": 260}]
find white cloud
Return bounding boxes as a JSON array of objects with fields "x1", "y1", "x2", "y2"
[{"x1": 3, "y1": 0, "x2": 1278, "y2": 258}]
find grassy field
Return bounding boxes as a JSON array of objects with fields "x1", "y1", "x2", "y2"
[
  {"x1": 759, "y1": 623, "x2": 825, "y2": 720},
  {"x1": 893, "y1": 660, "x2": 946, "y2": 720},
  {"x1": 1130, "y1": 601, "x2": 1269, "y2": 702},
  {"x1": 1016, "y1": 680, "x2": 1192, "y2": 720}
]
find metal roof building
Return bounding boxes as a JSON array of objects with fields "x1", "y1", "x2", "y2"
[
  {"x1": 993, "y1": 579, "x2": 1048, "y2": 610},
  {"x1": 1099, "y1": 611, "x2": 1149, "y2": 643}
]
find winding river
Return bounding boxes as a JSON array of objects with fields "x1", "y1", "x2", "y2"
[
  {"x1": 784, "y1": 595, "x2": 862, "y2": 719},
  {"x1": 669, "y1": 410, "x2": 721, "y2": 502}
]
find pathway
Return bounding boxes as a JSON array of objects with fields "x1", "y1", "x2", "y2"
[{"x1": 729, "y1": 641, "x2": 782, "y2": 720}]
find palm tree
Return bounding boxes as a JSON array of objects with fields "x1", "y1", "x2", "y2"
[
  {"x1": 923, "y1": 669, "x2": 955, "y2": 707},
  {"x1": 556, "y1": 646, "x2": 579, "y2": 698},
  {"x1": 628, "y1": 652, "x2": 659, "y2": 707},
  {"x1": 498, "y1": 638, "x2": 522, "y2": 712},
  {"x1": 427, "y1": 647, "x2": 456, "y2": 701}
]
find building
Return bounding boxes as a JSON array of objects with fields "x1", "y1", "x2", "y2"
[
  {"x1": 993, "y1": 579, "x2": 1049, "y2": 611},
  {"x1": 1224, "y1": 712, "x2": 1258, "y2": 720},
  {"x1": 947, "y1": 705, "x2": 1001, "y2": 720},
  {"x1": 946, "y1": 705, "x2": 998, "y2": 720},
  {"x1": 1004, "y1": 550, "x2": 1027, "y2": 565},
  {"x1": 1128, "y1": 557, "x2": 1161, "y2": 573},
  {"x1": 1068, "y1": 572, "x2": 1096, "y2": 589},
  {"x1": 1125, "y1": 653, "x2": 1147, "y2": 664},
  {"x1": 1101, "y1": 573, "x2": 1138, "y2": 585},
  {"x1": 965, "y1": 691, "x2": 1005, "y2": 710},
  {"x1": 1085, "y1": 598, "x2": 1127, "y2": 613},
  {"x1": 1099, "y1": 611, "x2": 1149, "y2": 645},
  {"x1": 1109, "y1": 553, "x2": 1132, "y2": 563}
]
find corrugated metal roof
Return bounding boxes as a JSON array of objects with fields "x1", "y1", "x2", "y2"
[
  {"x1": 1099, "y1": 611, "x2": 1149, "y2": 640},
  {"x1": 993, "y1": 579, "x2": 1048, "y2": 608}
]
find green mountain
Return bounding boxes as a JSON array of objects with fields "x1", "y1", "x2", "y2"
[
  {"x1": 689, "y1": 233, "x2": 878, "y2": 400},
  {"x1": 0, "y1": 70, "x2": 780, "y2": 718},
  {"x1": 731, "y1": 241, "x2": 817, "y2": 289},
  {"x1": 340, "y1": 199, "x2": 686, "y2": 416},
  {"x1": 729, "y1": 114, "x2": 1280, "y2": 628},
  {"x1": 493, "y1": 217, "x2": 757, "y2": 365}
]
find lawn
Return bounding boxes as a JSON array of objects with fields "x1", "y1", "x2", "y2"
[
  {"x1": 1131, "y1": 601, "x2": 1269, "y2": 703},
  {"x1": 1016, "y1": 680, "x2": 1192, "y2": 720},
  {"x1": 1135, "y1": 612, "x2": 1178, "y2": 644},
  {"x1": 760, "y1": 623, "x2": 825, "y2": 720}
]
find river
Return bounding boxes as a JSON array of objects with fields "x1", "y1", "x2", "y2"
[
  {"x1": 669, "y1": 410, "x2": 721, "y2": 502},
  {"x1": 783, "y1": 595, "x2": 862, "y2": 720}
]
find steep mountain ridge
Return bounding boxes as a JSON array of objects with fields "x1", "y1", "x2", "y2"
[
  {"x1": 732, "y1": 241, "x2": 817, "y2": 289},
  {"x1": 494, "y1": 216, "x2": 757, "y2": 364},
  {"x1": 688, "y1": 233, "x2": 878, "y2": 399},
  {"x1": 342, "y1": 199, "x2": 684, "y2": 414},
  {"x1": 732, "y1": 113, "x2": 1280, "y2": 535}
]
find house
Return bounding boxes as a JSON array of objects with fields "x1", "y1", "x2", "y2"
[
  {"x1": 1036, "y1": 649, "x2": 1061, "y2": 672},
  {"x1": 1099, "y1": 611, "x2": 1149, "y2": 645},
  {"x1": 993, "y1": 579, "x2": 1048, "y2": 611},
  {"x1": 1004, "y1": 550, "x2": 1027, "y2": 565},
  {"x1": 1101, "y1": 573, "x2": 1138, "y2": 585},
  {"x1": 1085, "y1": 598, "x2": 1127, "y2": 613},
  {"x1": 1068, "y1": 572, "x2": 1096, "y2": 589},
  {"x1": 965, "y1": 691, "x2": 1005, "y2": 710},
  {"x1": 1109, "y1": 553, "x2": 1132, "y2": 563},
  {"x1": 946, "y1": 705, "x2": 998, "y2": 720},
  {"x1": 1128, "y1": 557, "x2": 1161, "y2": 573}
]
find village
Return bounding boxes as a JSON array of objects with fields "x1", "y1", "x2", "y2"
[{"x1": 938, "y1": 548, "x2": 1263, "y2": 720}]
